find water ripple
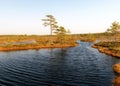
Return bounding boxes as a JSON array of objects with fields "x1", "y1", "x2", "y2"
[{"x1": 0, "y1": 41, "x2": 120, "y2": 86}]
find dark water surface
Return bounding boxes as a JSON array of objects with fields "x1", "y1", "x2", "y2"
[{"x1": 0, "y1": 41, "x2": 120, "y2": 86}]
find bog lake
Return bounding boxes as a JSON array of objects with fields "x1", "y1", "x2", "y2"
[{"x1": 0, "y1": 41, "x2": 119, "y2": 86}]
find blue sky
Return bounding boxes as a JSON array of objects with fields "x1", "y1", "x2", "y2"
[{"x1": 0, "y1": 0, "x2": 120, "y2": 35}]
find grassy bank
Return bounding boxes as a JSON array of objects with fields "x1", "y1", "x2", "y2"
[
  {"x1": 92, "y1": 42, "x2": 120, "y2": 57},
  {"x1": 0, "y1": 43, "x2": 78, "y2": 51},
  {"x1": 0, "y1": 35, "x2": 78, "y2": 51}
]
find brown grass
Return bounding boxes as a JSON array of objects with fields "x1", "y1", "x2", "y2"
[{"x1": 0, "y1": 35, "x2": 78, "y2": 51}]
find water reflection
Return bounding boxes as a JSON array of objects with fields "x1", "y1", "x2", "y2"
[
  {"x1": 0, "y1": 41, "x2": 120, "y2": 85},
  {"x1": 49, "y1": 48, "x2": 67, "y2": 58},
  {"x1": 111, "y1": 56, "x2": 120, "y2": 64}
]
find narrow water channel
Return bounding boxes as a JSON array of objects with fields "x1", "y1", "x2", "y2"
[{"x1": 0, "y1": 41, "x2": 119, "y2": 86}]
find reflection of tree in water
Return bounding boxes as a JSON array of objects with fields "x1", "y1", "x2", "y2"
[
  {"x1": 44, "y1": 48, "x2": 69, "y2": 85},
  {"x1": 61, "y1": 48, "x2": 67, "y2": 56},
  {"x1": 50, "y1": 48, "x2": 53, "y2": 58},
  {"x1": 50, "y1": 48, "x2": 67, "y2": 58},
  {"x1": 111, "y1": 56, "x2": 120, "y2": 64}
]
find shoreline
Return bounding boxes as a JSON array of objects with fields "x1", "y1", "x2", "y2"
[
  {"x1": 0, "y1": 43, "x2": 78, "y2": 51},
  {"x1": 92, "y1": 45, "x2": 120, "y2": 58}
]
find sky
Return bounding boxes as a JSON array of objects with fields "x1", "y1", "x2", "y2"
[{"x1": 0, "y1": 0, "x2": 120, "y2": 35}]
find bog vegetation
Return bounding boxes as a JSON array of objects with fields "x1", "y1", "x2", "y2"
[
  {"x1": 0, "y1": 15, "x2": 79, "y2": 51},
  {"x1": 0, "y1": 14, "x2": 120, "y2": 52}
]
